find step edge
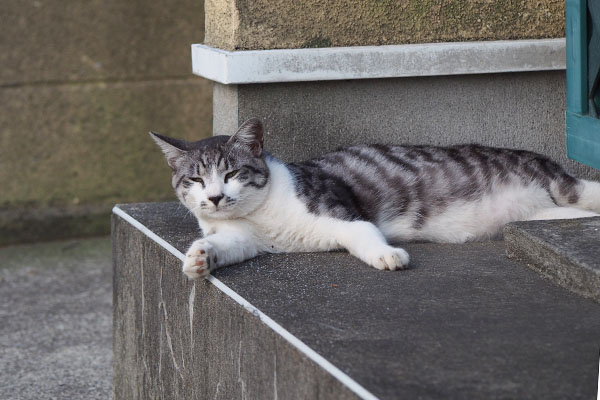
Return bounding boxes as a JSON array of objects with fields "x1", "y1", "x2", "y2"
[{"x1": 112, "y1": 205, "x2": 379, "y2": 400}]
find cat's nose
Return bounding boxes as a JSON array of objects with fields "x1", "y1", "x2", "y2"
[{"x1": 208, "y1": 195, "x2": 224, "y2": 206}]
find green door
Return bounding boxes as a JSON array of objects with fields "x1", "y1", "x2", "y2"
[{"x1": 566, "y1": 0, "x2": 600, "y2": 170}]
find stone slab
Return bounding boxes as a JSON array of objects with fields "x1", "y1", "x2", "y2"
[
  {"x1": 1, "y1": 0, "x2": 204, "y2": 85},
  {"x1": 213, "y1": 71, "x2": 600, "y2": 182},
  {"x1": 192, "y1": 39, "x2": 565, "y2": 84},
  {"x1": 505, "y1": 217, "x2": 600, "y2": 303},
  {"x1": 113, "y1": 202, "x2": 600, "y2": 400}
]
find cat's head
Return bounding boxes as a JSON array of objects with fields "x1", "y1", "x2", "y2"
[{"x1": 150, "y1": 118, "x2": 270, "y2": 220}]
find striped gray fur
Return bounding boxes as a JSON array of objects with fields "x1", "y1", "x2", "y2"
[
  {"x1": 150, "y1": 132, "x2": 270, "y2": 208},
  {"x1": 288, "y1": 143, "x2": 581, "y2": 226},
  {"x1": 151, "y1": 118, "x2": 600, "y2": 276},
  {"x1": 152, "y1": 120, "x2": 586, "y2": 237}
]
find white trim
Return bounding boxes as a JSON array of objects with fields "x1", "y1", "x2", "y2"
[
  {"x1": 191, "y1": 39, "x2": 565, "y2": 84},
  {"x1": 112, "y1": 205, "x2": 379, "y2": 400},
  {"x1": 597, "y1": 357, "x2": 599, "y2": 400}
]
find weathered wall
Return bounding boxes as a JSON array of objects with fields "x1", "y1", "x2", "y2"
[
  {"x1": 205, "y1": 0, "x2": 565, "y2": 51},
  {"x1": 213, "y1": 71, "x2": 600, "y2": 182},
  {"x1": 0, "y1": 0, "x2": 212, "y2": 245}
]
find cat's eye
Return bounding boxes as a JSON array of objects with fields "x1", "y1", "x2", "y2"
[
  {"x1": 189, "y1": 177, "x2": 204, "y2": 186},
  {"x1": 224, "y1": 170, "x2": 239, "y2": 183}
]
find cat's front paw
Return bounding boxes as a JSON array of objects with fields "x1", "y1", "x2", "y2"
[
  {"x1": 365, "y1": 246, "x2": 410, "y2": 271},
  {"x1": 182, "y1": 240, "x2": 217, "y2": 279}
]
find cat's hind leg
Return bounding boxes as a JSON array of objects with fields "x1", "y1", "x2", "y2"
[
  {"x1": 526, "y1": 206, "x2": 599, "y2": 221},
  {"x1": 333, "y1": 220, "x2": 410, "y2": 270}
]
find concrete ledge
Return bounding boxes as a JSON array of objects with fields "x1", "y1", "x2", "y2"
[
  {"x1": 505, "y1": 218, "x2": 600, "y2": 303},
  {"x1": 192, "y1": 39, "x2": 565, "y2": 84},
  {"x1": 112, "y1": 202, "x2": 600, "y2": 399}
]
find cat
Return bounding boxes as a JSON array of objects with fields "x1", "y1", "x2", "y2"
[{"x1": 151, "y1": 118, "x2": 600, "y2": 279}]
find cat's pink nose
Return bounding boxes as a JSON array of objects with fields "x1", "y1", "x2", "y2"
[{"x1": 208, "y1": 195, "x2": 224, "y2": 206}]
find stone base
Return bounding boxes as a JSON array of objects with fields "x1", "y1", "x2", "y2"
[
  {"x1": 112, "y1": 203, "x2": 600, "y2": 400},
  {"x1": 505, "y1": 217, "x2": 600, "y2": 303}
]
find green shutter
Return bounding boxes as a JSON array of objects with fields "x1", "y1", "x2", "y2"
[{"x1": 566, "y1": 0, "x2": 600, "y2": 170}]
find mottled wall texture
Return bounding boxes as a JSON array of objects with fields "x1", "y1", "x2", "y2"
[
  {"x1": 0, "y1": 1, "x2": 212, "y2": 245},
  {"x1": 205, "y1": 0, "x2": 565, "y2": 50}
]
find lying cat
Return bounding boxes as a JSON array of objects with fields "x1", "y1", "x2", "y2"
[{"x1": 151, "y1": 118, "x2": 600, "y2": 279}]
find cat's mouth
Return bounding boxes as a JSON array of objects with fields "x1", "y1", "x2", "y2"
[{"x1": 203, "y1": 201, "x2": 237, "y2": 218}]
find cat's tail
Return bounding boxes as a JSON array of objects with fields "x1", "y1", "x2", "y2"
[{"x1": 572, "y1": 179, "x2": 600, "y2": 213}]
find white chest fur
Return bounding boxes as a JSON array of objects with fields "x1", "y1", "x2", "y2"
[{"x1": 197, "y1": 159, "x2": 341, "y2": 253}]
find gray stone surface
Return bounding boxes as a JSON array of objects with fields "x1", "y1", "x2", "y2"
[
  {"x1": 505, "y1": 217, "x2": 600, "y2": 302},
  {"x1": 0, "y1": 78, "x2": 212, "y2": 245},
  {"x1": 214, "y1": 70, "x2": 600, "y2": 181},
  {"x1": 0, "y1": 237, "x2": 112, "y2": 400},
  {"x1": 1, "y1": 0, "x2": 204, "y2": 85},
  {"x1": 114, "y1": 202, "x2": 600, "y2": 400},
  {"x1": 213, "y1": 83, "x2": 239, "y2": 136}
]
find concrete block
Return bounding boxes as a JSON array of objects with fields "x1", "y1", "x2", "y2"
[
  {"x1": 0, "y1": 78, "x2": 212, "y2": 243},
  {"x1": 112, "y1": 202, "x2": 600, "y2": 399},
  {"x1": 214, "y1": 71, "x2": 599, "y2": 181},
  {"x1": 1, "y1": 0, "x2": 204, "y2": 85},
  {"x1": 204, "y1": 0, "x2": 564, "y2": 50},
  {"x1": 505, "y1": 217, "x2": 600, "y2": 303},
  {"x1": 0, "y1": 79, "x2": 211, "y2": 208},
  {"x1": 112, "y1": 210, "x2": 358, "y2": 400}
]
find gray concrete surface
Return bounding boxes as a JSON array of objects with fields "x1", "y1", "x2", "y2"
[
  {"x1": 0, "y1": 237, "x2": 112, "y2": 400},
  {"x1": 213, "y1": 70, "x2": 600, "y2": 182},
  {"x1": 114, "y1": 202, "x2": 600, "y2": 400},
  {"x1": 505, "y1": 217, "x2": 600, "y2": 303}
]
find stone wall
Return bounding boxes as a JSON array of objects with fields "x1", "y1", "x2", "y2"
[
  {"x1": 0, "y1": 0, "x2": 212, "y2": 245},
  {"x1": 205, "y1": 0, "x2": 565, "y2": 50}
]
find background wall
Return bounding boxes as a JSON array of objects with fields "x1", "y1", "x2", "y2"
[
  {"x1": 0, "y1": 1, "x2": 212, "y2": 245},
  {"x1": 205, "y1": 0, "x2": 565, "y2": 50}
]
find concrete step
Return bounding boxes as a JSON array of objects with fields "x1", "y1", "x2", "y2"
[
  {"x1": 112, "y1": 202, "x2": 600, "y2": 400},
  {"x1": 505, "y1": 218, "x2": 600, "y2": 303}
]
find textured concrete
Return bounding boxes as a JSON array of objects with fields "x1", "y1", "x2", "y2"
[
  {"x1": 213, "y1": 82, "x2": 239, "y2": 137},
  {"x1": 0, "y1": 237, "x2": 112, "y2": 400},
  {"x1": 505, "y1": 217, "x2": 600, "y2": 303},
  {"x1": 113, "y1": 202, "x2": 600, "y2": 400},
  {"x1": 1, "y1": 0, "x2": 213, "y2": 245},
  {"x1": 0, "y1": 78, "x2": 212, "y2": 245},
  {"x1": 1, "y1": 0, "x2": 204, "y2": 85},
  {"x1": 214, "y1": 71, "x2": 600, "y2": 181},
  {"x1": 205, "y1": 0, "x2": 564, "y2": 50}
]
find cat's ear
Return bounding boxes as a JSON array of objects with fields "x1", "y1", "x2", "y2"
[
  {"x1": 228, "y1": 118, "x2": 264, "y2": 157},
  {"x1": 149, "y1": 131, "x2": 187, "y2": 170}
]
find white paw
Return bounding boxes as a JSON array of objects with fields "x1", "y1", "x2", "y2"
[
  {"x1": 365, "y1": 246, "x2": 410, "y2": 271},
  {"x1": 182, "y1": 240, "x2": 217, "y2": 279}
]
